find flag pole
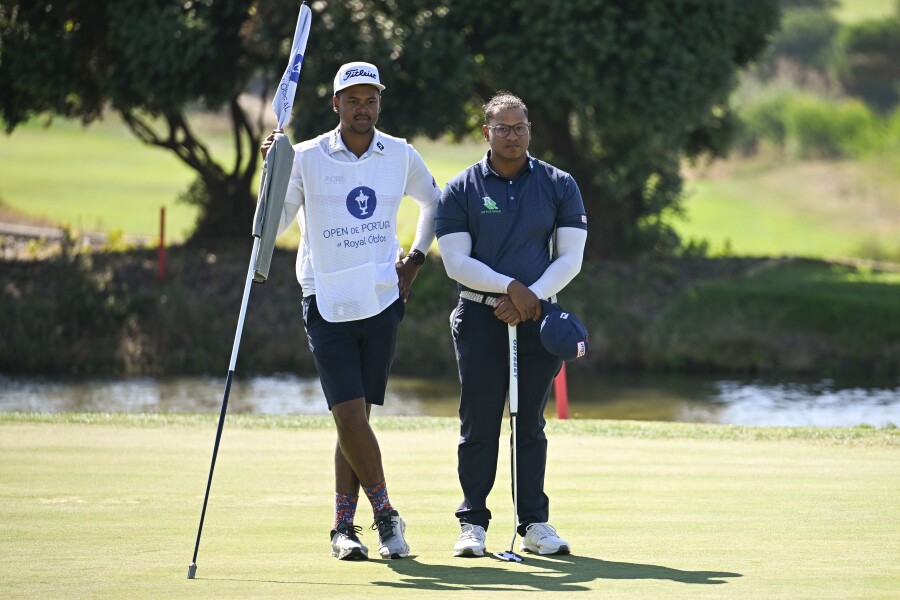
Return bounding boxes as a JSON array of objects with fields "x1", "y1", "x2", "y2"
[{"x1": 187, "y1": 2, "x2": 312, "y2": 579}]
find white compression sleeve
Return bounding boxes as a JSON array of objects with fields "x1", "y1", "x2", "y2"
[
  {"x1": 437, "y1": 231, "x2": 514, "y2": 293},
  {"x1": 528, "y1": 227, "x2": 587, "y2": 300},
  {"x1": 404, "y1": 145, "x2": 440, "y2": 254},
  {"x1": 409, "y1": 198, "x2": 437, "y2": 254}
]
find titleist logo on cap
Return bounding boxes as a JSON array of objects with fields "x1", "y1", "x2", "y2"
[{"x1": 342, "y1": 67, "x2": 377, "y2": 82}]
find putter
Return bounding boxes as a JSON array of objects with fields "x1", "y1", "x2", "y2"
[{"x1": 494, "y1": 324, "x2": 525, "y2": 563}]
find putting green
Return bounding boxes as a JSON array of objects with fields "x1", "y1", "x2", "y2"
[{"x1": 0, "y1": 414, "x2": 897, "y2": 599}]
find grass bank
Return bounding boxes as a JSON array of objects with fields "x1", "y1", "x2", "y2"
[
  {"x1": 679, "y1": 157, "x2": 900, "y2": 260},
  {"x1": 0, "y1": 414, "x2": 896, "y2": 599},
  {"x1": 1, "y1": 243, "x2": 898, "y2": 378}
]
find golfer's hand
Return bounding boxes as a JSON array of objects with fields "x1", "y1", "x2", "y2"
[
  {"x1": 493, "y1": 294, "x2": 524, "y2": 325},
  {"x1": 260, "y1": 128, "x2": 283, "y2": 159},
  {"x1": 506, "y1": 280, "x2": 542, "y2": 321},
  {"x1": 396, "y1": 257, "x2": 421, "y2": 303}
]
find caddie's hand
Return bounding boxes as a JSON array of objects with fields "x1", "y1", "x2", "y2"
[
  {"x1": 260, "y1": 128, "x2": 283, "y2": 159},
  {"x1": 396, "y1": 257, "x2": 421, "y2": 303},
  {"x1": 506, "y1": 280, "x2": 542, "y2": 321},
  {"x1": 493, "y1": 294, "x2": 524, "y2": 326}
]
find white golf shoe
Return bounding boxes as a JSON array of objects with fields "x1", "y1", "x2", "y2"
[
  {"x1": 453, "y1": 523, "x2": 487, "y2": 557},
  {"x1": 520, "y1": 523, "x2": 571, "y2": 555},
  {"x1": 330, "y1": 523, "x2": 368, "y2": 560},
  {"x1": 372, "y1": 509, "x2": 410, "y2": 559}
]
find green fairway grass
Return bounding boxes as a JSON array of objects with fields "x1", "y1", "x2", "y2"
[
  {"x1": 1, "y1": 414, "x2": 897, "y2": 599},
  {"x1": 834, "y1": 0, "x2": 897, "y2": 24},
  {"x1": 0, "y1": 118, "x2": 201, "y2": 241},
  {"x1": 677, "y1": 158, "x2": 900, "y2": 259}
]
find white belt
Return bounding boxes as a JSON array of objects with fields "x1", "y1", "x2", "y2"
[
  {"x1": 460, "y1": 290, "x2": 557, "y2": 308},
  {"x1": 459, "y1": 290, "x2": 501, "y2": 307}
]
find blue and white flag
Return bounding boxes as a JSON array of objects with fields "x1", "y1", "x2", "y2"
[{"x1": 272, "y1": 2, "x2": 312, "y2": 130}]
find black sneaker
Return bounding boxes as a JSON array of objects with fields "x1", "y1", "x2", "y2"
[
  {"x1": 330, "y1": 522, "x2": 368, "y2": 560},
  {"x1": 372, "y1": 509, "x2": 410, "y2": 559}
]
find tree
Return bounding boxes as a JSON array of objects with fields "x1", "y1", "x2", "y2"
[
  {"x1": 285, "y1": 0, "x2": 780, "y2": 257},
  {"x1": 0, "y1": 1, "x2": 474, "y2": 241},
  {"x1": 1, "y1": 0, "x2": 276, "y2": 239},
  {"x1": 436, "y1": 0, "x2": 780, "y2": 256},
  {"x1": 1, "y1": 1, "x2": 779, "y2": 257}
]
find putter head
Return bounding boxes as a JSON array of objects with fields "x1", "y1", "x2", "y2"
[
  {"x1": 187, "y1": 563, "x2": 197, "y2": 579},
  {"x1": 493, "y1": 550, "x2": 524, "y2": 563}
]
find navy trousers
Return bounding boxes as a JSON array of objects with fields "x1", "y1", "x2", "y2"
[{"x1": 450, "y1": 298, "x2": 562, "y2": 531}]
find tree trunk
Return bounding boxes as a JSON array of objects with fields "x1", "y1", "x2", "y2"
[
  {"x1": 188, "y1": 175, "x2": 258, "y2": 242},
  {"x1": 119, "y1": 98, "x2": 262, "y2": 244},
  {"x1": 530, "y1": 114, "x2": 634, "y2": 260}
]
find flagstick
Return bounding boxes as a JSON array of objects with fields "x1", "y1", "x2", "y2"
[{"x1": 188, "y1": 236, "x2": 261, "y2": 579}]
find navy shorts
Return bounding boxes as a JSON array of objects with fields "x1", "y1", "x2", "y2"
[{"x1": 302, "y1": 295, "x2": 405, "y2": 410}]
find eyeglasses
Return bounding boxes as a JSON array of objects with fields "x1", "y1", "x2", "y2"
[{"x1": 487, "y1": 123, "x2": 530, "y2": 137}]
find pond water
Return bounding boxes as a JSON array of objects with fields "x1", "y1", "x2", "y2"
[{"x1": 1, "y1": 372, "x2": 898, "y2": 427}]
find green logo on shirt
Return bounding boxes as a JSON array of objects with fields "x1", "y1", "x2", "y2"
[{"x1": 482, "y1": 196, "x2": 500, "y2": 213}]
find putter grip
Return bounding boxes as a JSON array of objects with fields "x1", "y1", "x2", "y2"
[{"x1": 508, "y1": 325, "x2": 518, "y2": 415}]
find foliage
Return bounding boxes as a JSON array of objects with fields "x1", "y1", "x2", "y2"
[
  {"x1": 428, "y1": 0, "x2": 780, "y2": 257},
  {"x1": 0, "y1": 0, "x2": 277, "y2": 240},
  {"x1": 737, "y1": 89, "x2": 794, "y2": 151},
  {"x1": 0, "y1": 229, "x2": 132, "y2": 373},
  {"x1": 834, "y1": 14, "x2": 900, "y2": 112},
  {"x1": 738, "y1": 89, "x2": 891, "y2": 158},
  {"x1": 783, "y1": 93, "x2": 879, "y2": 157},
  {"x1": 2, "y1": 248, "x2": 898, "y2": 377},
  {"x1": 646, "y1": 261, "x2": 900, "y2": 375},
  {"x1": 779, "y1": 0, "x2": 838, "y2": 9},
  {"x1": 1, "y1": 1, "x2": 779, "y2": 258},
  {"x1": 767, "y1": 7, "x2": 840, "y2": 72}
]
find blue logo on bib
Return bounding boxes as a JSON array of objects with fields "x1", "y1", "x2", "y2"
[{"x1": 346, "y1": 186, "x2": 377, "y2": 219}]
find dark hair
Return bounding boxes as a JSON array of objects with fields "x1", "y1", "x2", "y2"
[{"x1": 483, "y1": 91, "x2": 528, "y2": 123}]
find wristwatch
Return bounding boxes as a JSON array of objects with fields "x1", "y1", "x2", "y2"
[{"x1": 406, "y1": 249, "x2": 426, "y2": 266}]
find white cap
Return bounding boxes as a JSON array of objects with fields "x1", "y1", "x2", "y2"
[{"x1": 333, "y1": 61, "x2": 385, "y2": 94}]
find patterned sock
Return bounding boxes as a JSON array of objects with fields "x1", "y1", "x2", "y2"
[
  {"x1": 362, "y1": 479, "x2": 393, "y2": 516},
  {"x1": 334, "y1": 492, "x2": 358, "y2": 530}
]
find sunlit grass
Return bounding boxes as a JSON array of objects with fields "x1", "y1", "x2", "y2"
[
  {"x1": 834, "y1": 0, "x2": 897, "y2": 24},
  {"x1": 0, "y1": 117, "x2": 202, "y2": 240},
  {"x1": 1, "y1": 417, "x2": 897, "y2": 598},
  {"x1": 676, "y1": 156, "x2": 900, "y2": 259}
]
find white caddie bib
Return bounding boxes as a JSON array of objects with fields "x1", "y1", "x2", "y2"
[{"x1": 297, "y1": 134, "x2": 409, "y2": 322}]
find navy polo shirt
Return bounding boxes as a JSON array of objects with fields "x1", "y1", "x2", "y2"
[{"x1": 436, "y1": 152, "x2": 587, "y2": 288}]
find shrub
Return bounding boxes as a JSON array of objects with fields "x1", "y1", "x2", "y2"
[
  {"x1": 739, "y1": 91, "x2": 793, "y2": 150},
  {"x1": 834, "y1": 16, "x2": 900, "y2": 113},
  {"x1": 783, "y1": 94, "x2": 879, "y2": 158},
  {"x1": 768, "y1": 7, "x2": 840, "y2": 72}
]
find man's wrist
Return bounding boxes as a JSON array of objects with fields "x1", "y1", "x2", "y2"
[{"x1": 406, "y1": 249, "x2": 426, "y2": 266}]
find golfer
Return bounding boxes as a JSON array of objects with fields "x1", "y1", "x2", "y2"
[
  {"x1": 436, "y1": 92, "x2": 587, "y2": 557},
  {"x1": 261, "y1": 61, "x2": 439, "y2": 560}
]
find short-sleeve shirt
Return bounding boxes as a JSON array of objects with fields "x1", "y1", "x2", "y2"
[{"x1": 435, "y1": 152, "x2": 587, "y2": 287}]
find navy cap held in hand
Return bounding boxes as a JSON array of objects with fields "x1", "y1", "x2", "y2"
[{"x1": 538, "y1": 301, "x2": 589, "y2": 361}]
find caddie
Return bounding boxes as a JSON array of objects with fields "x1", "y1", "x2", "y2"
[{"x1": 260, "y1": 61, "x2": 440, "y2": 561}]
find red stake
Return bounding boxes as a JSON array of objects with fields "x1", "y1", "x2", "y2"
[{"x1": 554, "y1": 362, "x2": 569, "y2": 420}]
